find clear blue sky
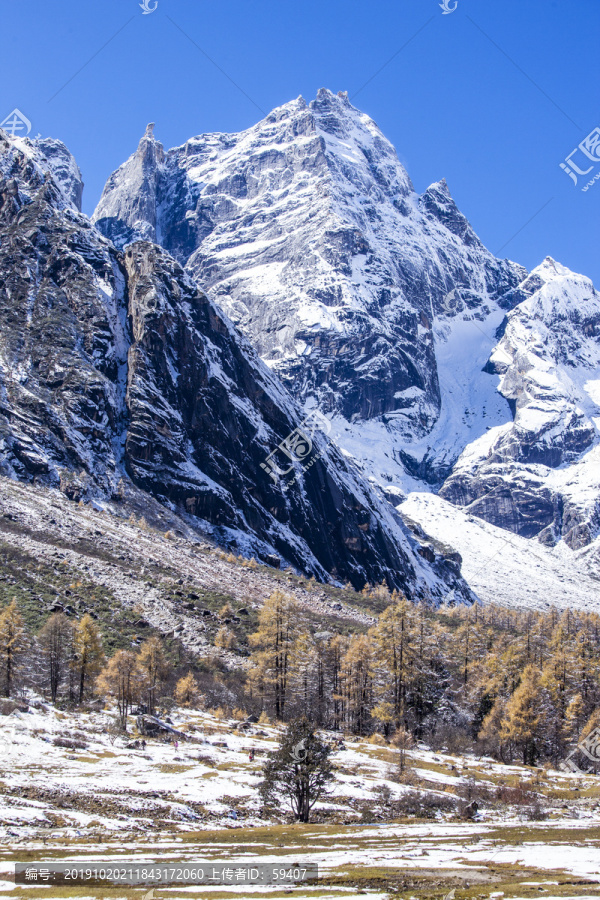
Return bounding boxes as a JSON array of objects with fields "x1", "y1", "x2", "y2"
[{"x1": 1, "y1": 0, "x2": 598, "y2": 284}]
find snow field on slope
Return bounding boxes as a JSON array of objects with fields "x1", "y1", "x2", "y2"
[{"x1": 401, "y1": 493, "x2": 600, "y2": 611}]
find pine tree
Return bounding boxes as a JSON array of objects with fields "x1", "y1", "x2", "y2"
[
  {"x1": 96, "y1": 650, "x2": 148, "y2": 727},
  {"x1": 341, "y1": 634, "x2": 374, "y2": 734},
  {"x1": 327, "y1": 634, "x2": 348, "y2": 733},
  {"x1": 565, "y1": 693, "x2": 586, "y2": 739},
  {"x1": 174, "y1": 672, "x2": 200, "y2": 707},
  {"x1": 248, "y1": 591, "x2": 299, "y2": 720},
  {"x1": 137, "y1": 635, "x2": 168, "y2": 714},
  {"x1": 215, "y1": 626, "x2": 236, "y2": 650},
  {"x1": 479, "y1": 695, "x2": 508, "y2": 760},
  {"x1": 500, "y1": 665, "x2": 543, "y2": 765},
  {"x1": 371, "y1": 700, "x2": 395, "y2": 738},
  {"x1": 392, "y1": 725, "x2": 413, "y2": 774},
  {"x1": 288, "y1": 631, "x2": 315, "y2": 719},
  {"x1": 38, "y1": 613, "x2": 74, "y2": 703},
  {"x1": 0, "y1": 600, "x2": 26, "y2": 698},
  {"x1": 259, "y1": 717, "x2": 333, "y2": 822},
  {"x1": 373, "y1": 593, "x2": 415, "y2": 728},
  {"x1": 72, "y1": 614, "x2": 104, "y2": 703}
]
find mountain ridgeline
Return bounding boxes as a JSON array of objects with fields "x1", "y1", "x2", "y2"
[{"x1": 1, "y1": 87, "x2": 599, "y2": 608}]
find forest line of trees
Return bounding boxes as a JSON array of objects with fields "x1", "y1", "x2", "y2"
[
  {"x1": 0, "y1": 600, "x2": 202, "y2": 725},
  {"x1": 1, "y1": 586, "x2": 600, "y2": 766},
  {"x1": 245, "y1": 589, "x2": 600, "y2": 766}
]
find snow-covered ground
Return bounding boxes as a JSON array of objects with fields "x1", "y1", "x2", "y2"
[{"x1": 0, "y1": 701, "x2": 599, "y2": 898}]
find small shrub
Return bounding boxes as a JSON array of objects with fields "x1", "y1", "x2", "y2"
[
  {"x1": 523, "y1": 801, "x2": 548, "y2": 821},
  {"x1": 106, "y1": 718, "x2": 127, "y2": 743},
  {"x1": 429, "y1": 723, "x2": 474, "y2": 755},
  {"x1": 394, "y1": 789, "x2": 456, "y2": 819},
  {"x1": 372, "y1": 783, "x2": 395, "y2": 815},
  {"x1": 457, "y1": 778, "x2": 495, "y2": 806},
  {"x1": 53, "y1": 737, "x2": 87, "y2": 750},
  {"x1": 368, "y1": 733, "x2": 387, "y2": 746},
  {"x1": 495, "y1": 783, "x2": 537, "y2": 806},
  {"x1": 391, "y1": 765, "x2": 418, "y2": 786},
  {"x1": 195, "y1": 752, "x2": 214, "y2": 765},
  {"x1": 459, "y1": 799, "x2": 479, "y2": 820}
]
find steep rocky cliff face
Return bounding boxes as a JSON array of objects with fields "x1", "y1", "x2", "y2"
[
  {"x1": 120, "y1": 240, "x2": 453, "y2": 593},
  {"x1": 93, "y1": 90, "x2": 524, "y2": 438},
  {"x1": 0, "y1": 129, "x2": 465, "y2": 598},
  {"x1": 0, "y1": 130, "x2": 128, "y2": 493}
]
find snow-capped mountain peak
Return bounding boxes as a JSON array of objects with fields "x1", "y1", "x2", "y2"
[
  {"x1": 1, "y1": 124, "x2": 469, "y2": 600},
  {"x1": 91, "y1": 91, "x2": 600, "y2": 608},
  {"x1": 93, "y1": 89, "x2": 524, "y2": 438},
  {"x1": 441, "y1": 257, "x2": 600, "y2": 549},
  {"x1": 0, "y1": 128, "x2": 83, "y2": 212}
]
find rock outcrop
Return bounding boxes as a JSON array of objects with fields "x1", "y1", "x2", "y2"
[{"x1": 440, "y1": 259, "x2": 600, "y2": 547}]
